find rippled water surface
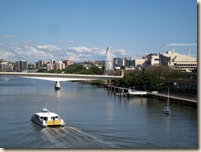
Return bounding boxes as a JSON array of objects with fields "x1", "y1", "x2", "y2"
[{"x1": 0, "y1": 76, "x2": 198, "y2": 148}]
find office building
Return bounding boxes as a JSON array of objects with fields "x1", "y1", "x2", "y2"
[{"x1": 159, "y1": 51, "x2": 197, "y2": 72}]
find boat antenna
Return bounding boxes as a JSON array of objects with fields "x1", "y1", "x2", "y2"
[{"x1": 44, "y1": 101, "x2": 48, "y2": 109}]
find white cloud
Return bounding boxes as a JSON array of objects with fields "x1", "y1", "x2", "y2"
[
  {"x1": 37, "y1": 45, "x2": 61, "y2": 52},
  {"x1": 7, "y1": 44, "x2": 56, "y2": 61},
  {"x1": 115, "y1": 49, "x2": 127, "y2": 56},
  {"x1": 1, "y1": 40, "x2": 132, "y2": 63},
  {"x1": 68, "y1": 46, "x2": 106, "y2": 55},
  {"x1": 66, "y1": 46, "x2": 108, "y2": 61},
  {"x1": 93, "y1": 48, "x2": 106, "y2": 56},
  {"x1": 0, "y1": 35, "x2": 15, "y2": 39},
  {"x1": 67, "y1": 40, "x2": 76, "y2": 44},
  {"x1": 65, "y1": 52, "x2": 80, "y2": 61},
  {"x1": 0, "y1": 49, "x2": 15, "y2": 59},
  {"x1": 68, "y1": 46, "x2": 92, "y2": 53},
  {"x1": 29, "y1": 47, "x2": 47, "y2": 57}
]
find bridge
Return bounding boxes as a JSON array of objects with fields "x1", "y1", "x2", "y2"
[{"x1": 0, "y1": 71, "x2": 124, "y2": 90}]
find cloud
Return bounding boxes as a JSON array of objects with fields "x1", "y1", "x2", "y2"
[
  {"x1": 12, "y1": 46, "x2": 47, "y2": 59},
  {"x1": 66, "y1": 46, "x2": 108, "y2": 61},
  {"x1": 4, "y1": 43, "x2": 57, "y2": 61},
  {"x1": 68, "y1": 46, "x2": 92, "y2": 53},
  {"x1": 29, "y1": 47, "x2": 48, "y2": 57},
  {"x1": 115, "y1": 49, "x2": 127, "y2": 56},
  {"x1": 0, "y1": 49, "x2": 15, "y2": 59},
  {"x1": 68, "y1": 46, "x2": 106, "y2": 55},
  {"x1": 10, "y1": 40, "x2": 32, "y2": 47},
  {"x1": 37, "y1": 45, "x2": 61, "y2": 52},
  {"x1": 93, "y1": 48, "x2": 106, "y2": 56},
  {"x1": 66, "y1": 46, "x2": 132, "y2": 61},
  {"x1": 67, "y1": 40, "x2": 76, "y2": 44},
  {"x1": 0, "y1": 35, "x2": 15, "y2": 39},
  {"x1": 1, "y1": 39, "x2": 131, "y2": 63},
  {"x1": 65, "y1": 52, "x2": 79, "y2": 61}
]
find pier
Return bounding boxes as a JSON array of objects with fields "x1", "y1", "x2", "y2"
[
  {"x1": 106, "y1": 85, "x2": 148, "y2": 97},
  {"x1": 106, "y1": 85, "x2": 197, "y2": 107},
  {"x1": 147, "y1": 92, "x2": 197, "y2": 107}
]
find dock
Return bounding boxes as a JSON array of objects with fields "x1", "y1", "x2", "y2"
[
  {"x1": 106, "y1": 85, "x2": 197, "y2": 107},
  {"x1": 106, "y1": 85, "x2": 148, "y2": 97},
  {"x1": 147, "y1": 91, "x2": 197, "y2": 107}
]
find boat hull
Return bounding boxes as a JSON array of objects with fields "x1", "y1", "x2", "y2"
[
  {"x1": 31, "y1": 117, "x2": 65, "y2": 128},
  {"x1": 162, "y1": 106, "x2": 170, "y2": 114}
]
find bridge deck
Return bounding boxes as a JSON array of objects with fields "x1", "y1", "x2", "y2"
[{"x1": 0, "y1": 72, "x2": 123, "y2": 81}]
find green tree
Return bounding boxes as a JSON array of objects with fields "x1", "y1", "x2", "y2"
[{"x1": 64, "y1": 64, "x2": 85, "y2": 74}]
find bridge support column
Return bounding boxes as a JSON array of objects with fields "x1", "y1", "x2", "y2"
[{"x1": 55, "y1": 81, "x2": 60, "y2": 90}]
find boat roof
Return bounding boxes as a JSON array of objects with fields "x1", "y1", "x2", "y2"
[{"x1": 34, "y1": 108, "x2": 59, "y2": 117}]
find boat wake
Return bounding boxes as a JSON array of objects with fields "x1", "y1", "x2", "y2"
[{"x1": 37, "y1": 126, "x2": 114, "y2": 148}]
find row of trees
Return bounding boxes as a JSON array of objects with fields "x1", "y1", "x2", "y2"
[{"x1": 113, "y1": 66, "x2": 196, "y2": 91}]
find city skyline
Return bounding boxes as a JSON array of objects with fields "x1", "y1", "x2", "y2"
[{"x1": 0, "y1": 0, "x2": 197, "y2": 63}]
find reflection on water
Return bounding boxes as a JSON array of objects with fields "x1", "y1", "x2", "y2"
[{"x1": 0, "y1": 76, "x2": 198, "y2": 148}]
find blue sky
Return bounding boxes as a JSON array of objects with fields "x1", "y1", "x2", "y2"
[{"x1": 0, "y1": 0, "x2": 197, "y2": 63}]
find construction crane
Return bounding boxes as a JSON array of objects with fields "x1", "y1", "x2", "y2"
[{"x1": 164, "y1": 43, "x2": 197, "y2": 53}]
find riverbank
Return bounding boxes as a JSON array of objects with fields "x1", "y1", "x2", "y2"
[{"x1": 106, "y1": 85, "x2": 197, "y2": 108}]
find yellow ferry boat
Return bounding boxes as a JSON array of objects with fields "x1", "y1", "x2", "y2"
[{"x1": 31, "y1": 108, "x2": 65, "y2": 127}]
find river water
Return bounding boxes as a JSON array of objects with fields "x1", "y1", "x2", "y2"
[{"x1": 0, "y1": 76, "x2": 198, "y2": 149}]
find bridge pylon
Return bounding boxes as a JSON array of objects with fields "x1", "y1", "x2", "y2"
[{"x1": 55, "y1": 81, "x2": 60, "y2": 90}]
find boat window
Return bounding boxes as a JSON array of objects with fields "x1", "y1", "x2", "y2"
[
  {"x1": 41, "y1": 108, "x2": 49, "y2": 113},
  {"x1": 52, "y1": 117, "x2": 55, "y2": 120},
  {"x1": 40, "y1": 117, "x2": 43, "y2": 120},
  {"x1": 44, "y1": 117, "x2": 47, "y2": 121}
]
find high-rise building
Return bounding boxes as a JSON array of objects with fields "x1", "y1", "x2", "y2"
[
  {"x1": 46, "y1": 63, "x2": 54, "y2": 71},
  {"x1": 15, "y1": 60, "x2": 27, "y2": 71},
  {"x1": 54, "y1": 61, "x2": 65, "y2": 70},
  {"x1": 62, "y1": 60, "x2": 73, "y2": 67}
]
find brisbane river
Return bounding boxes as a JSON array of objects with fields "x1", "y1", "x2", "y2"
[{"x1": 0, "y1": 76, "x2": 198, "y2": 149}]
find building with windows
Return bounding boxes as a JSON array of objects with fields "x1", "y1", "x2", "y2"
[
  {"x1": 146, "y1": 53, "x2": 159, "y2": 66},
  {"x1": 124, "y1": 57, "x2": 134, "y2": 68},
  {"x1": 159, "y1": 51, "x2": 197, "y2": 72},
  {"x1": 62, "y1": 60, "x2": 73, "y2": 67},
  {"x1": 133, "y1": 58, "x2": 146, "y2": 70},
  {"x1": 114, "y1": 58, "x2": 124, "y2": 69},
  {"x1": 34, "y1": 60, "x2": 47, "y2": 69},
  {"x1": 113, "y1": 57, "x2": 135, "y2": 70},
  {"x1": 15, "y1": 60, "x2": 28, "y2": 71},
  {"x1": 46, "y1": 63, "x2": 54, "y2": 71},
  {"x1": 133, "y1": 53, "x2": 159, "y2": 70},
  {"x1": 0, "y1": 59, "x2": 13, "y2": 71},
  {"x1": 54, "y1": 61, "x2": 65, "y2": 70}
]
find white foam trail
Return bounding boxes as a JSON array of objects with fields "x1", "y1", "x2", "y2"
[{"x1": 38, "y1": 126, "x2": 116, "y2": 148}]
